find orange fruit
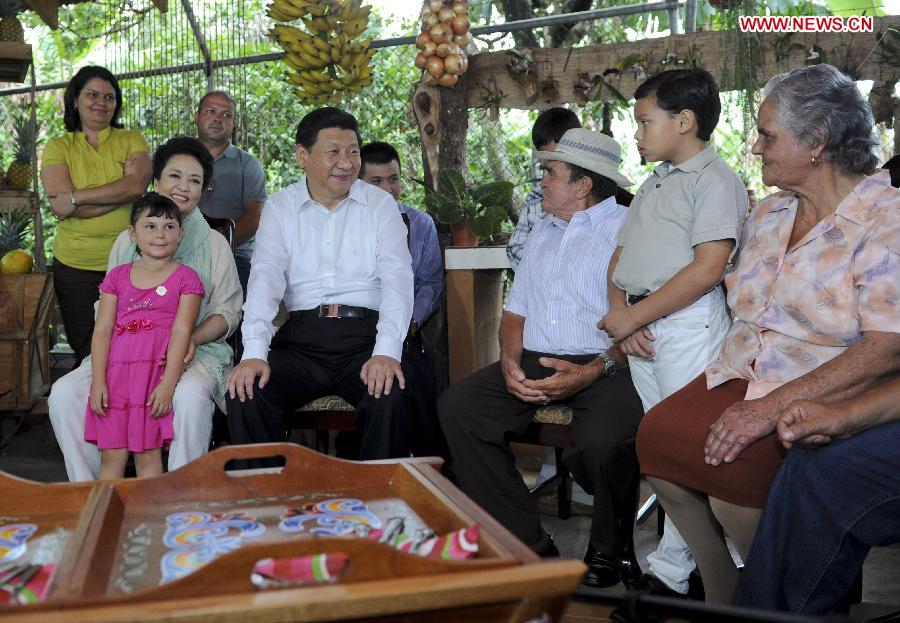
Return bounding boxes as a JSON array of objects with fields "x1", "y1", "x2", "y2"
[{"x1": 0, "y1": 249, "x2": 33, "y2": 274}]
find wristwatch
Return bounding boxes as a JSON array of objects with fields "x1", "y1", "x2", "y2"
[
  {"x1": 599, "y1": 352, "x2": 618, "y2": 377},
  {"x1": 69, "y1": 191, "x2": 78, "y2": 207}
]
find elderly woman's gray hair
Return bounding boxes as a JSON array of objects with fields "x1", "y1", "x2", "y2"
[{"x1": 763, "y1": 63, "x2": 878, "y2": 175}]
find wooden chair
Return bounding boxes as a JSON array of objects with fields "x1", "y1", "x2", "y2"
[
  {"x1": 285, "y1": 218, "x2": 414, "y2": 455},
  {"x1": 203, "y1": 215, "x2": 236, "y2": 252},
  {"x1": 204, "y1": 214, "x2": 239, "y2": 352},
  {"x1": 508, "y1": 404, "x2": 643, "y2": 565},
  {"x1": 287, "y1": 395, "x2": 356, "y2": 454},
  {"x1": 509, "y1": 405, "x2": 577, "y2": 520},
  {"x1": 203, "y1": 214, "x2": 237, "y2": 449}
]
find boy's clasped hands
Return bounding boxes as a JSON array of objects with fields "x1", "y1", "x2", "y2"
[{"x1": 598, "y1": 307, "x2": 656, "y2": 360}]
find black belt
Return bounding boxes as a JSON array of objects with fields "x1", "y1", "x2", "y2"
[
  {"x1": 290, "y1": 304, "x2": 376, "y2": 319},
  {"x1": 627, "y1": 294, "x2": 648, "y2": 306}
]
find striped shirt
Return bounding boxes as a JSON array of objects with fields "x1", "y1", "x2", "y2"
[{"x1": 505, "y1": 196, "x2": 627, "y2": 355}]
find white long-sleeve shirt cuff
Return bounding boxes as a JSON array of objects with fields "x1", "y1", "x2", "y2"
[
  {"x1": 241, "y1": 339, "x2": 269, "y2": 362},
  {"x1": 373, "y1": 336, "x2": 403, "y2": 363}
]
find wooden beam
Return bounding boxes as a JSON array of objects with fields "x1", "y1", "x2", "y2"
[
  {"x1": 465, "y1": 15, "x2": 900, "y2": 109},
  {"x1": 23, "y1": 0, "x2": 58, "y2": 30},
  {"x1": 23, "y1": 0, "x2": 167, "y2": 30},
  {"x1": 0, "y1": 43, "x2": 32, "y2": 83}
]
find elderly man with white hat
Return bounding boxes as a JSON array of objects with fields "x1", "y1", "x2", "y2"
[{"x1": 438, "y1": 128, "x2": 644, "y2": 588}]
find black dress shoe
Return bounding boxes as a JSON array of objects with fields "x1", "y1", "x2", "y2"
[
  {"x1": 627, "y1": 572, "x2": 688, "y2": 598},
  {"x1": 534, "y1": 538, "x2": 559, "y2": 558},
  {"x1": 582, "y1": 544, "x2": 622, "y2": 588},
  {"x1": 609, "y1": 573, "x2": 686, "y2": 623},
  {"x1": 617, "y1": 554, "x2": 644, "y2": 588}
]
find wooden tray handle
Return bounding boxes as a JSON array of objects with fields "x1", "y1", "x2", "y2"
[
  {"x1": 189, "y1": 442, "x2": 366, "y2": 479},
  {"x1": 177, "y1": 443, "x2": 442, "y2": 480}
]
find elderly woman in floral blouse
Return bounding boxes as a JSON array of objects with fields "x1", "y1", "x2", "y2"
[{"x1": 635, "y1": 63, "x2": 900, "y2": 604}]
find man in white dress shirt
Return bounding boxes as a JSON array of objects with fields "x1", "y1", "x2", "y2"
[
  {"x1": 438, "y1": 129, "x2": 644, "y2": 588},
  {"x1": 226, "y1": 107, "x2": 415, "y2": 461}
]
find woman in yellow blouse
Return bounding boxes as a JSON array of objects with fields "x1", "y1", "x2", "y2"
[{"x1": 41, "y1": 66, "x2": 152, "y2": 365}]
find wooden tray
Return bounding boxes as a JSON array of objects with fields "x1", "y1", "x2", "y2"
[{"x1": 0, "y1": 443, "x2": 585, "y2": 622}]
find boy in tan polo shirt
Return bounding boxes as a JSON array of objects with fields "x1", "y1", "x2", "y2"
[{"x1": 599, "y1": 68, "x2": 749, "y2": 598}]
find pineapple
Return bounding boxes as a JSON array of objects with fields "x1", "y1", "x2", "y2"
[
  {"x1": 5, "y1": 114, "x2": 37, "y2": 190},
  {"x1": 0, "y1": 211, "x2": 31, "y2": 257},
  {"x1": 0, "y1": 0, "x2": 24, "y2": 43}
]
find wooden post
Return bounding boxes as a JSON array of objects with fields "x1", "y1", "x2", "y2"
[
  {"x1": 445, "y1": 264, "x2": 505, "y2": 383},
  {"x1": 412, "y1": 75, "x2": 473, "y2": 390},
  {"x1": 412, "y1": 82, "x2": 441, "y2": 191},
  {"x1": 437, "y1": 72, "x2": 469, "y2": 181}
]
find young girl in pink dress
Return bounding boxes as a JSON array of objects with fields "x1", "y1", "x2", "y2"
[{"x1": 86, "y1": 193, "x2": 204, "y2": 479}]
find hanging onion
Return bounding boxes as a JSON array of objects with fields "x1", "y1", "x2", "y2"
[
  {"x1": 450, "y1": 1, "x2": 468, "y2": 14},
  {"x1": 450, "y1": 15, "x2": 470, "y2": 35},
  {"x1": 438, "y1": 73, "x2": 459, "y2": 87},
  {"x1": 417, "y1": 0, "x2": 470, "y2": 88},
  {"x1": 425, "y1": 55, "x2": 445, "y2": 78},
  {"x1": 422, "y1": 11, "x2": 440, "y2": 28},
  {"x1": 443, "y1": 53, "x2": 464, "y2": 75},
  {"x1": 416, "y1": 31, "x2": 432, "y2": 49}
]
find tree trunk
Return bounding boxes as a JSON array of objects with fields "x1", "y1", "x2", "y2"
[
  {"x1": 549, "y1": 0, "x2": 593, "y2": 46},
  {"x1": 416, "y1": 74, "x2": 471, "y2": 392},
  {"x1": 500, "y1": 0, "x2": 539, "y2": 47}
]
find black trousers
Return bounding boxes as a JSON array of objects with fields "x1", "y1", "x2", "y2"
[
  {"x1": 404, "y1": 332, "x2": 447, "y2": 458},
  {"x1": 226, "y1": 315, "x2": 413, "y2": 464},
  {"x1": 438, "y1": 351, "x2": 644, "y2": 555},
  {"x1": 52, "y1": 258, "x2": 105, "y2": 366}
]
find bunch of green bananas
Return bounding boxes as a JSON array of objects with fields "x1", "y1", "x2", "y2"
[{"x1": 268, "y1": 0, "x2": 375, "y2": 104}]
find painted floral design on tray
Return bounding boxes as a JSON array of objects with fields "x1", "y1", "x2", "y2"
[
  {"x1": 0, "y1": 524, "x2": 37, "y2": 563},
  {"x1": 279, "y1": 498, "x2": 382, "y2": 536},
  {"x1": 160, "y1": 512, "x2": 265, "y2": 584}
]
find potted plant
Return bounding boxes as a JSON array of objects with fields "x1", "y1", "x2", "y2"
[{"x1": 419, "y1": 169, "x2": 513, "y2": 246}]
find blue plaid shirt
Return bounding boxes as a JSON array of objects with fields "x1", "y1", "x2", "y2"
[{"x1": 506, "y1": 185, "x2": 546, "y2": 270}]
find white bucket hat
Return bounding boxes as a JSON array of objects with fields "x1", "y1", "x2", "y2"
[{"x1": 534, "y1": 128, "x2": 633, "y2": 189}]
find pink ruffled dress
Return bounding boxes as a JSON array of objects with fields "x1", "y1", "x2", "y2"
[{"x1": 84, "y1": 262, "x2": 204, "y2": 452}]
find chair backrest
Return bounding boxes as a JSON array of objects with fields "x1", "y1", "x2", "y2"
[{"x1": 203, "y1": 214, "x2": 236, "y2": 252}]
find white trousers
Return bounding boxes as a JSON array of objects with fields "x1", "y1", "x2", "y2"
[
  {"x1": 629, "y1": 287, "x2": 731, "y2": 593},
  {"x1": 48, "y1": 360, "x2": 216, "y2": 481}
]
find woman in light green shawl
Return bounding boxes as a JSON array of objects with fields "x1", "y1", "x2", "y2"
[{"x1": 49, "y1": 137, "x2": 243, "y2": 481}]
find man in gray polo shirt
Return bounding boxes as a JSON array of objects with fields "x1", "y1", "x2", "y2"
[{"x1": 196, "y1": 90, "x2": 267, "y2": 296}]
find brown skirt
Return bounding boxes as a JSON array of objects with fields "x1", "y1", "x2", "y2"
[{"x1": 636, "y1": 374, "x2": 786, "y2": 508}]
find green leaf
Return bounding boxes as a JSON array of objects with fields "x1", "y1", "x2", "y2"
[
  {"x1": 483, "y1": 204, "x2": 507, "y2": 222},
  {"x1": 438, "y1": 169, "x2": 467, "y2": 199},
  {"x1": 424, "y1": 192, "x2": 454, "y2": 216},
  {"x1": 825, "y1": 0, "x2": 883, "y2": 17},
  {"x1": 472, "y1": 181, "x2": 514, "y2": 207},
  {"x1": 467, "y1": 214, "x2": 495, "y2": 239},
  {"x1": 436, "y1": 203, "x2": 464, "y2": 225},
  {"x1": 411, "y1": 177, "x2": 432, "y2": 192}
]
